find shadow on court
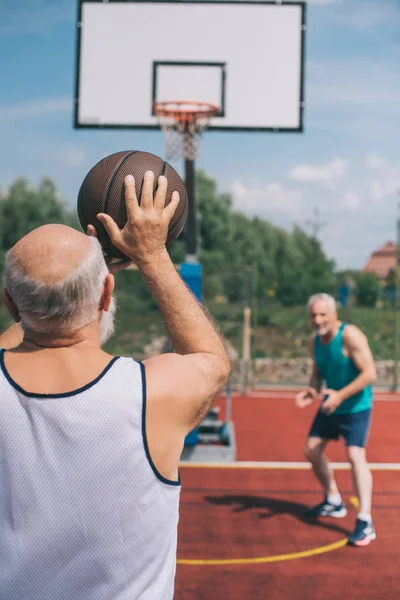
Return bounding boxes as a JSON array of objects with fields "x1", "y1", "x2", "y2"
[{"x1": 204, "y1": 494, "x2": 351, "y2": 536}]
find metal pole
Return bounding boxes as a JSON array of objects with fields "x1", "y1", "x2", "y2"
[
  {"x1": 392, "y1": 197, "x2": 400, "y2": 391},
  {"x1": 244, "y1": 266, "x2": 252, "y2": 309},
  {"x1": 181, "y1": 144, "x2": 202, "y2": 448},
  {"x1": 242, "y1": 307, "x2": 252, "y2": 363},
  {"x1": 241, "y1": 267, "x2": 252, "y2": 393},
  {"x1": 184, "y1": 158, "x2": 197, "y2": 259}
]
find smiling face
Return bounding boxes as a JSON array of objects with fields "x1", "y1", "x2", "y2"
[{"x1": 308, "y1": 299, "x2": 337, "y2": 337}]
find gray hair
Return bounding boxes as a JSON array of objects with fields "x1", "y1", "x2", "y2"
[
  {"x1": 307, "y1": 293, "x2": 337, "y2": 313},
  {"x1": 4, "y1": 236, "x2": 109, "y2": 334}
]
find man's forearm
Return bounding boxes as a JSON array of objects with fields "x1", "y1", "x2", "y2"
[
  {"x1": 139, "y1": 251, "x2": 228, "y2": 363},
  {"x1": 310, "y1": 371, "x2": 322, "y2": 392}
]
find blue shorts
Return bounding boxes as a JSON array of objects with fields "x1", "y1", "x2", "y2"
[{"x1": 309, "y1": 408, "x2": 372, "y2": 448}]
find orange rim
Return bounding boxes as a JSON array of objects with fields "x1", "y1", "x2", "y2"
[{"x1": 153, "y1": 100, "x2": 220, "y2": 123}]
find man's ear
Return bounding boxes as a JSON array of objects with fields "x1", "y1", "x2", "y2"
[
  {"x1": 1, "y1": 289, "x2": 20, "y2": 323},
  {"x1": 99, "y1": 274, "x2": 115, "y2": 312}
]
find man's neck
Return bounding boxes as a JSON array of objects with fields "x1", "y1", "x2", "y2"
[
  {"x1": 319, "y1": 320, "x2": 341, "y2": 345},
  {"x1": 13, "y1": 322, "x2": 102, "y2": 352}
]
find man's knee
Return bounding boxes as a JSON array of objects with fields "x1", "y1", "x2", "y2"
[
  {"x1": 347, "y1": 445, "x2": 367, "y2": 467},
  {"x1": 304, "y1": 438, "x2": 325, "y2": 462}
]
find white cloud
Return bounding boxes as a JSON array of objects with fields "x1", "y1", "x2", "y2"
[
  {"x1": 0, "y1": 98, "x2": 72, "y2": 120},
  {"x1": 364, "y1": 155, "x2": 400, "y2": 201},
  {"x1": 228, "y1": 160, "x2": 398, "y2": 270},
  {"x1": 231, "y1": 181, "x2": 301, "y2": 219},
  {"x1": 306, "y1": 59, "x2": 400, "y2": 140},
  {"x1": 370, "y1": 177, "x2": 400, "y2": 202},
  {"x1": 341, "y1": 191, "x2": 361, "y2": 211},
  {"x1": 365, "y1": 153, "x2": 387, "y2": 170},
  {"x1": 288, "y1": 159, "x2": 348, "y2": 183},
  {"x1": 63, "y1": 148, "x2": 87, "y2": 168},
  {"x1": 321, "y1": 207, "x2": 397, "y2": 269}
]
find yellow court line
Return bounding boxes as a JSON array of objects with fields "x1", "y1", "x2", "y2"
[{"x1": 177, "y1": 537, "x2": 348, "y2": 566}]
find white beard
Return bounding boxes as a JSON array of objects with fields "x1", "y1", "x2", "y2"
[
  {"x1": 317, "y1": 324, "x2": 332, "y2": 336},
  {"x1": 99, "y1": 295, "x2": 117, "y2": 345}
]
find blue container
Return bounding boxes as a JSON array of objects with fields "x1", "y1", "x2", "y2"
[{"x1": 180, "y1": 262, "x2": 202, "y2": 301}]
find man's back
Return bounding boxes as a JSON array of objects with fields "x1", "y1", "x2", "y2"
[
  {"x1": 0, "y1": 175, "x2": 230, "y2": 597},
  {"x1": 0, "y1": 351, "x2": 180, "y2": 600}
]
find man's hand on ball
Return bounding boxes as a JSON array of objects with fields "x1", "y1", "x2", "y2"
[{"x1": 97, "y1": 172, "x2": 179, "y2": 266}]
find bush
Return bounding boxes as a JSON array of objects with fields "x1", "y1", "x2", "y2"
[{"x1": 354, "y1": 272, "x2": 381, "y2": 307}]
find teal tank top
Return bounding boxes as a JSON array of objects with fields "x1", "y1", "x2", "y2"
[{"x1": 314, "y1": 323, "x2": 373, "y2": 414}]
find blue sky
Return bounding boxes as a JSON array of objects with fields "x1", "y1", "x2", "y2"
[{"x1": 0, "y1": 0, "x2": 399, "y2": 269}]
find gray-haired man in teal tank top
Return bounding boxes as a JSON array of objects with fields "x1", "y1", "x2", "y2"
[{"x1": 295, "y1": 293, "x2": 376, "y2": 547}]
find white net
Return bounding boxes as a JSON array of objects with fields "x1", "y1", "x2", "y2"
[{"x1": 154, "y1": 101, "x2": 219, "y2": 161}]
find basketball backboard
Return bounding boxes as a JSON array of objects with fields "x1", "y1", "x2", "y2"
[{"x1": 74, "y1": 0, "x2": 306, "y2": 132}]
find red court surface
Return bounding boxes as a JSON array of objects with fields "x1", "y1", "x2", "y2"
[{"x1": 174, "y1": 391, "x2": 400, "y2": 599}]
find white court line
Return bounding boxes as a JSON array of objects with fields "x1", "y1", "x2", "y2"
[
  {"x1": 238, "y1": 391, "x2": 400, "y2": 401},
  {"x1": 180, "y1": 461, "x2": 400, "y2": 470}
]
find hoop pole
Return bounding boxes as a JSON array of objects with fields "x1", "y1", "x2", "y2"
[
  {"x1": 181, "y1": 154, "x2": 202, "y2": 449},
  {"x1": 185, "y1": 157, "x2": 197, "y2": 258}
]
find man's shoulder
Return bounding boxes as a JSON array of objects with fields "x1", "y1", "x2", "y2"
[
  {"x1": 342, "y1": 323, "x2": 364, "y2": 338},
  {"x1": 342, "y1": 323, "x2": 368, "y2": 347}
]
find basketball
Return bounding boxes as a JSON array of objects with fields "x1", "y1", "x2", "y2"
[{"x1": 77, "y1": 150, "x2": 188, "y2": 259}]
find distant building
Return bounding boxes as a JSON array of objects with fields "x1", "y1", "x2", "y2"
[{"x1": 363, "y1": 241, "x2": 396, "y2": 279}]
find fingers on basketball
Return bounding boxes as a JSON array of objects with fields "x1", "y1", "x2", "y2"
[
  {"x1": 140, "y1": 171, "x2": 155, "y2": 210},
  {"x1": 97, "y1": 212, "x2": 121, "y2": 243},
  {"x1": 153, "y1": 175, "x2": 168, "y2": 212},
  {"x1": 165, "y1": 190, "x2": 180, "y2": 220},
  {"x1": 124, "y1": 175, "x2": 139, "y2": 221},
  {"x1": 87, "y1": 224, "x2": 97, "y2": 237}
]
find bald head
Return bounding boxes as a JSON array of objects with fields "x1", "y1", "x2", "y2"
[
  {"x1": 11, "y1": 224, "x2": 92, "y2": 284},
  {"x1": 4, "y1": 225, "x2": 110, "y2": 335}
]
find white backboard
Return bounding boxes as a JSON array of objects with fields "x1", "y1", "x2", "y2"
[{"x1": 75, "y1": 1, "x2": 306, "y2": 131}]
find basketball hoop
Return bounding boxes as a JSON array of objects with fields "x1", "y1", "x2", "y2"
[{"x1": 153, "y1": 100, "x2": 219, "y2": 161}]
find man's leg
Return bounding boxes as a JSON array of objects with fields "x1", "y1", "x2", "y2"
[
  {"x1": 304, "y1": 437, "x2": 338, "y2": 495},
  {"x1": 342, "y1": 409, "x2": 375, "y2": 546},
  {"x1": 303, "y1": 436, "x2": 347, "y2": 517},
  {"x1": 347, "y1": 444, "x2": 375, "y2": 545},
  {"x1": 347, "y1": 445, "x2": 373, "y2": 516}
]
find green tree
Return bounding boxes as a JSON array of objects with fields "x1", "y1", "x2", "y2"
[
  {"x1": 0, "y1": 177, "x2": 77, "y2": 250},
  {"x1": 0, "y1": 171, "x2": 337, "y2": 314},
  {"x1": 193, "y1": 170, "x2": 336, "y2": 307},
  {"x1": 354, "y1": 272, "x2": 381, "y2": 307}
]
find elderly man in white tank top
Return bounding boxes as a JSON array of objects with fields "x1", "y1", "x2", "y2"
[{"x1": 0, "y1": 172, "x2": 230, "y2": 600}]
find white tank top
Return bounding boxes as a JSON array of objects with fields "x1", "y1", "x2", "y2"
[{"x1": 0, "y1": 350, "x2": 181, "y2": 600}]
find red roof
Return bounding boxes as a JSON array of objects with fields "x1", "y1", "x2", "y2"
[{"x1": 363, "y1": 242, "x2": 396, "y2": 279}]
